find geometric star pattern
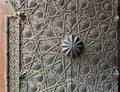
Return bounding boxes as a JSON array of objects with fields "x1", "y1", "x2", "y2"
[{"x1": 7, "y1": 0, "x2": 118, "y2": 92}]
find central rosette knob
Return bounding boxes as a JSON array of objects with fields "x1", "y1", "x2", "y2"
[{"x1": 61, "y1": 35, "x2": 84, "y2": 58}]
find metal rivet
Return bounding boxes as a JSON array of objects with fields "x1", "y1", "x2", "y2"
[{"x1": 61, "y1": 34, "x2": 84, "y2": 58}]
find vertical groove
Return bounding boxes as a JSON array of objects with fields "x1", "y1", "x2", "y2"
[
  {"x1": 6, "y1": 16, "x2": 10, "y2": 92},
  {"x1": 118, "y1": 1, "x2": 120, "y2": 91}
]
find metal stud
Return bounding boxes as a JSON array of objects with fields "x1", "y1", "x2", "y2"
[{"x1": 61, "y1": 34, "x2": 84, "y2": 58}]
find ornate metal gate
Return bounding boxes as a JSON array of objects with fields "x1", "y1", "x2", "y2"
[{"x1": 6, "y1": 0, "x2": 118, "y2": 92}]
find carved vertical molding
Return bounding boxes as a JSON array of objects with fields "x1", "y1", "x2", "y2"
[{"x1": 6, "y1": 16, "x2": 20, "y2": 92}]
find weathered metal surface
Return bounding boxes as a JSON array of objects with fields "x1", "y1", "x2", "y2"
[{"x1": 7, "y1": 0, "x2": 118, "y2": 92}]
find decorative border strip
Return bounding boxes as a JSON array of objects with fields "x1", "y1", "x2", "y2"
[{"x1": 6, "y1": 16, "x2": 20, "y2": 92}]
